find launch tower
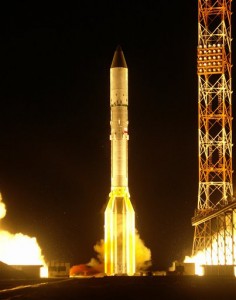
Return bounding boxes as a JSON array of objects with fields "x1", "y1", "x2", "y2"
[{"x1": 192, "y1": 0, "x2": 236, "y2": 268}]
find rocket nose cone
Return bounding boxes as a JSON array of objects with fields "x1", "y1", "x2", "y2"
[{"x1": 111, "y1": 45, "x2": 127, "y2": 68}]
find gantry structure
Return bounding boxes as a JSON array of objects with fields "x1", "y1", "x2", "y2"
[{"x1": 192, "y1": 0, "x2": 236, "y2": 266}]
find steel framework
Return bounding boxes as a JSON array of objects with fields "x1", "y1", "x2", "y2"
[{"x1": 192, "y1": 0, "x2": 236, "y2": 266}]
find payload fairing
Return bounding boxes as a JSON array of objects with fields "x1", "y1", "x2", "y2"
[{"x1": 104, "y1": 46, "x2": 136, "y2": 275}]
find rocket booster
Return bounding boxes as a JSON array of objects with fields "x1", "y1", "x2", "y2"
[{"x1": 104, "y1": 46, "x2": 135, "y2": 276}]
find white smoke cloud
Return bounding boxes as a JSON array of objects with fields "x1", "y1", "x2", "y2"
[
  {"x1": 88, "y1": 230, "x2": 152, "y2": 274},
  {"x1": 135, "y1": 230, "x2": 152, "y2": 272},
  {"x1": 87, "y1": 239, "x2": 104, "y2": 272}
]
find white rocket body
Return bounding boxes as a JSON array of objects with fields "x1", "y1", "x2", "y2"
[
  {"x1": 104, "y1": 46, "x2": 135, "y2": 276},
  {"x1": 110, "y1": 51, "x2": 128, "y2": 188}
]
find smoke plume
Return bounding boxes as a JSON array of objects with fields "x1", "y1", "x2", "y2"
[
  {"x1": 87, "y1": 239, "x2": 104, "y2": 273},
  {"x1": 87, "y1": 230, "x2": 152, "y2": 273},
  {"x1": 135, "y1": 230, "x2": 152, "y2": 272}
]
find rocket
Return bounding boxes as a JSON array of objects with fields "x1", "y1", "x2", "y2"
[{"x1": 104, "y1": 46, "x2": 136, "y2": 275}]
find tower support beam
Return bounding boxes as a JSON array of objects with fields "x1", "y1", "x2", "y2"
[{"x1": 192, "y1": 0, "x2": 235, "y2": 267}]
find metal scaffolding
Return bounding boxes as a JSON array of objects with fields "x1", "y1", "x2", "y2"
[{"x1": 192, "y1": 0, "x2": 236, "y2": 266}]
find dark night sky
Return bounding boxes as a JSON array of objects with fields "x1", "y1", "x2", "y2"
[{"x1": 0, "y1": 1, "x2": 235, "y2": 270}]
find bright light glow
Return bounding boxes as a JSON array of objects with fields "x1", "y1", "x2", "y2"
[
  {"x1": 184, "y1": 252, "x2": 205, "y2": 276},
  {"x1": 0, "y1": 195, "x2": 6, "y2": 219},
  {"x1": 0, "y1": 194, "x2": 48, "y2": 277},
  {"x1": 40, "y1": 265, "x2": 49, "y2": 277},
  {"x1": 0, "y1": 231, "x2": 44, "y2": 265},
  {"x1": 185, "y1": 230, "x2": 236, "y2": 277}
]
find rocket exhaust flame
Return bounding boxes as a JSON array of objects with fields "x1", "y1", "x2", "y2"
[
  {"x1": 104, "y1": 46, "x2": 136, "y2": 275},
  {"x1": 0, "y1": 194, "x2": 48, "y2": 277}
]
